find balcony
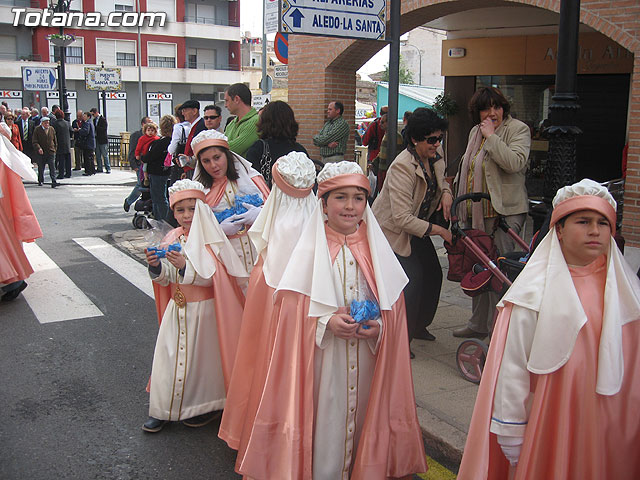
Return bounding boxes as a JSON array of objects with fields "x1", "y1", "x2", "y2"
[
  {"x1": 0, "y1": 53, "x2": 42, "y2": 61},
  {"x1": 187, "y1": 61, "x2": 239, "y2": 71},
  {"x1": 183, "y1": 15, "x2": 238, "y2": 27}
]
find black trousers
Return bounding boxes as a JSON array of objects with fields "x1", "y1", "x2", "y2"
[
  {"x1": 396, "y1": 235, "x2": 443, "y2": 343},
  {"x1": 83, "y1": 149, "x2": 95, "y2": 174},
  {"x1": 36, "y1": 152, "x2": 56, "y2": 184}
]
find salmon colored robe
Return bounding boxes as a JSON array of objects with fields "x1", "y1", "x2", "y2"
[
  {"x1": 458, "y1": 256, "x2": 640, "y2": 480},
  {"x1": 236, "y1": 226, "x2": 427, "y2": 480},
  {"x1": 0, "y1": 158, "x2": 42, "y2": 284},
  {"x1": 150, "y1": 227, "x2": 246, "y2": 392}
]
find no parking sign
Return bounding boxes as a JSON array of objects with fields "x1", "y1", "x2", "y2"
[{"x1": 274, "y1": 32, "x2": 288, "y2": 65}]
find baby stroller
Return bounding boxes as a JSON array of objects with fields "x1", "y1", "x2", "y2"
[
  {"x1": 131, "y1": 168, "x2": 153, "y2": 229},
  {"x1": 445, "y1": 193, "x2": 530, "y2": 384}
]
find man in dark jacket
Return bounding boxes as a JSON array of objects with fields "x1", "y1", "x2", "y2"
[
  {"x1": 90, "y1": 107, "x2": 110, "y2": 173},
  {"x1": 17, "y1": 108, "x2": 36, "y2": 162},
  {"x1": 77, "y1": 111, "x2": 96, "y2": 176},
  {"x1": 52, "y1": 109, "x2": 73, "y2": 178},
  {"x1": 71, "y1": 110, "x2": 84, "y2": 170}
]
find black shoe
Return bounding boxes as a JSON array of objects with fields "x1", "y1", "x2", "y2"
[
  {"x1": 182, "y1": 411, "x2": 220, "y2": 428},
  {"x1": 414, "y1": 329, "x2": 436, "y2": 341},
  {"x1": 56, "y1": 175, "x2": 64, "y2": 179},
  {"x1": 123, "y1": 198, "x2": 130, "y2": 213},
  {"x1": 82, "y1": 173, "x2": 91, "y2": 176},
  {"x1": 452, "y1": 327, "x2": 488, "y2": 339},
  {"x1": 141, "y1": 417, "x2": 166, "y2": 433},
  {"x1": 96, "y1": 170, "x2": 104, "y2": 173},
  {"x1": 1, "y1": 281, "x2": 27, "y2": 302},
  {"x1": 72, "y1": 168, "x2": 81, "y2": 171},
  {"x1": 105, "y1": 170, "x2": 111, "y2": 174},
  {"x1": 51, "y1": 182, "x2": 58, "y2": 188},
  {"x1": 64, "y1": 175, "x2": 71, "y2": 178},
  {"x1": 38, "y1": 182, "x2": 43, "y2": 186}
]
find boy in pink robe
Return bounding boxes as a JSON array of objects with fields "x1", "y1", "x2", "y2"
[
  {"x1": 237, "y1": 162, "x2": 427, "y2": 479},
  {"x1": 219, "y1": 152, "x2": 317, "y2": 452},
  {"x1": 458, "y1": 179, "x2": 640, "y2": 479}
]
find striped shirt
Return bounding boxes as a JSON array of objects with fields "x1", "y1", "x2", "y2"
[{"x1": 313, "y1": 115, "x2": 350, "y2": 158}]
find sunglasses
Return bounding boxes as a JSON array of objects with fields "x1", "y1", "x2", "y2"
[
  {"x1": 203, "y1": 115, "x2": 220, "y2": 120},
  {"x1": 424, "y1": 135, "x2": 444, "y2": 145}
]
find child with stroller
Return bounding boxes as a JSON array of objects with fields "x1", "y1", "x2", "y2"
[
  {"x1": 237, "y1": 162, "x2": 427, "y2": 479},
  {"x1": 142, "y1": 179, "x2": 248, "y2": 433},
  {"x1": 458, "y1": 179, "x2": 640, "y2": 479}
]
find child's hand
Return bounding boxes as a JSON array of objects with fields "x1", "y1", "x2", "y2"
[
  {"x1": 355, "y1": 320, "x2": 380, "y2": 340},
  {"x1": 328, "y1": 313, "x2": 359, "y2": 339},
  {"x1": 145, "y1": 248, "x2": 160, "y2": 267},
  {"x1": 166, "y1": 250, "x2": 186, "y2": 270}
]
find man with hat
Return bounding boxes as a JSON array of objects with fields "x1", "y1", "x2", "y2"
[
  {"x1": 32, "y1": 116, "x2": 58, "y2": 187},
  {"x1": 177, "y1": 100, "x2": 206, "y2": 171}
]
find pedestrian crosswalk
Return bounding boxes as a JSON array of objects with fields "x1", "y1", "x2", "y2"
[{"x1": 18, "y1": 236, "x2": 153, "y2": 324}]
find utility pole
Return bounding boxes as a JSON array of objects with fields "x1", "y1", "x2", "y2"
[{"x1": 387, "y1": 0, "x2": 400, "y2": 162}]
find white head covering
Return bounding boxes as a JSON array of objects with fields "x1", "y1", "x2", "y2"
[
  {"x1": 248, "y1": 152, "x2": 317, "y2": 288},
  {"x1": 276, "y1": 161, "x2": 408, "y2": 317},
  {"x1": 550, "y1": 178, "x2": 617, "y2": 232},
  {"x1": 499, "y1": 178, "x2": 640, "y2": 395},
  {"x1": 191, "y1": 129, "x2": 230, "y2": 158},
  {"x1": 0, "y1": 122, "x2": 37, "y2": 182},
  {"x1": 169, "y1": 179, "x2": 249, "y2": 281}
]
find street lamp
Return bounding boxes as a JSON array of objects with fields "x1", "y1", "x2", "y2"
[
  {"x1": 401, "y1": 42, "x2": 422, "y2": 85},
  {"x1": 48, "y1": 0, "x2": 72, "y2": 121}
]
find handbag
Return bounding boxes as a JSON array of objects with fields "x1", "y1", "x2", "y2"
[
  {"x1": 444, "y1": 230, "x2": 498, "y2": 282},
  {"x1": 171, "y1": 126, "x2": 187, "y2": 162},
  {"x1": 428, "y1": 208, "x2": 450, "y2": 230},
  {"x1": 259, "y1": 139, "x2": 273, "y2": 186}
]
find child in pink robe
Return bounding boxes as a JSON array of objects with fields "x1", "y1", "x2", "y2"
[
  {"x1": 458, "y1": 179, "x2": 640, "y2": 480},
  {"x1": 237, "y1": 162, "x2": 427, "y2": 479},
  {"x1": 142, "y1": 179, "x2": 248, "y2": 433},
  {"x1": 219, "y1": 152, "x2": 317, "y2": 453}
]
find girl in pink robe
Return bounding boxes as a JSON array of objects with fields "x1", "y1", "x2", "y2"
[{"x1": 458, "y1": 179, "x2": 640, "y2": 480}]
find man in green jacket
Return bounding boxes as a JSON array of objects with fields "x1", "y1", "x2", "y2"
[{"x1": 224, "y1": 83, "x2": 259, "y2": 157}]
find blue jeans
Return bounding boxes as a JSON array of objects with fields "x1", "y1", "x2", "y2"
[
  {"x1": 149, "y1": 174, "x2": 169, "y2": 221},
  {"x1": 95, "y1": 143, "x2": 110, "y2": 172},
  {"x1": 125, "y1": 170, "x2": 143, "y2": 208}
]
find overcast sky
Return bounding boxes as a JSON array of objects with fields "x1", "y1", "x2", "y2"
[{"x1": 240, "y1": 0, "x2": 388, "y2": 75}]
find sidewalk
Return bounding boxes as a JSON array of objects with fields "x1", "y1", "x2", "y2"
[{"x1": 25, "y1": 166, "x2": 137, "y2": 187}]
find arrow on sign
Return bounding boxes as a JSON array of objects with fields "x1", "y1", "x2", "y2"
[
  {"x1": 49, "y1": 71, "x2": 56, "y2": 87},
  {"x1": 290, "y1": 8, "x2": 304, "y2": 28}
]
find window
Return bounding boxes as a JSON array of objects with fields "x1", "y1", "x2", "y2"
[
  {"x1": 68, "y1": 0, "x2": 82, "y2": 12},
  {"x1": 187, "y1": 48, "x2": 215, "y2": 70},
  {"x1": 0, "y1": 35, "x2": 17, "y2": 61},
  {"x1": 49, "y1": 37, "x2": 83, "y2": 64},
  {"x1": 96, "y1": 39, "x2": 136, "y2": 67},
  {"x1": 146, "y1": 0, "x2": 175, "y2": 22},
  {"x1": 117, "y1": 52, "x2": 135, "y2": 66},
  {"x1": 114, "y1": 4, "x2": 134, "y2": 11},
  {"x1": 148, "y1": 42, "x2": 176, "y2": 68}
]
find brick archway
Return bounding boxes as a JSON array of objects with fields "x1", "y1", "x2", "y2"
[{"x1": 289, "y1": 0, "x2": 640, "y2": 247}]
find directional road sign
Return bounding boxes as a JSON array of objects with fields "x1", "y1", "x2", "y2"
[
  {"x1": 280, "y1": 0, "x2": 386, "y2": 41},
  {"x1": 274, "y1": 65, "x2": 288, "y2": 78},
  {"x1": 22, "y1": 67, "x2": 57, "y2": 91}
]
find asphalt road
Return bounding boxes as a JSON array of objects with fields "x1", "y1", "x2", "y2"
[{"x1": 0, "y1": 183, "x2": 241, "y2": 480}]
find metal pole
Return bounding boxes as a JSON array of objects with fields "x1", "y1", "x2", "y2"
[
  {"x1": 100, "y1": 62, "x2": 108, "y2": 120},
  {"x1": 543, "y1": 0, "x2": 582, "y2": 203},
  {"x1": 387, "y1": 0, "x2": 400, "y2": 162},
  {"x1": 57, "y1": 0, "x2": 69, "y2": 121},
  {"x1": 261, "y1": 3, "x2": 267, "y2": 95},
  {"x1": 136, "y1": 0, "x2": 144, "y2": 119}
]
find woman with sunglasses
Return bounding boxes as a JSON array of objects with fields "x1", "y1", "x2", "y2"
[
  {"x1": 452, "y1": 86, "x2": 531, "y2": 340},
  {"x1": 372, "y1": 107, "x2": 453, "y2": 355}
]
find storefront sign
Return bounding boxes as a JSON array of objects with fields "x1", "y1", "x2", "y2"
[{"x1": 85, "y1": 67, "x2": 123, "y2": 91}]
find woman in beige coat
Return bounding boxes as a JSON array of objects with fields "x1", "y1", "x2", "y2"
[
  {"x1": 372, "y1": 108, "x2": 452, "y2": 354},
  {"x1": 452, "y1": 87, "x2": 531, "y2": 340}
]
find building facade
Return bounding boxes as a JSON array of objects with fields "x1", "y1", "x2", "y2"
[{"x1": 3, "y1": 0, "x2": 243, "y2": 133}]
